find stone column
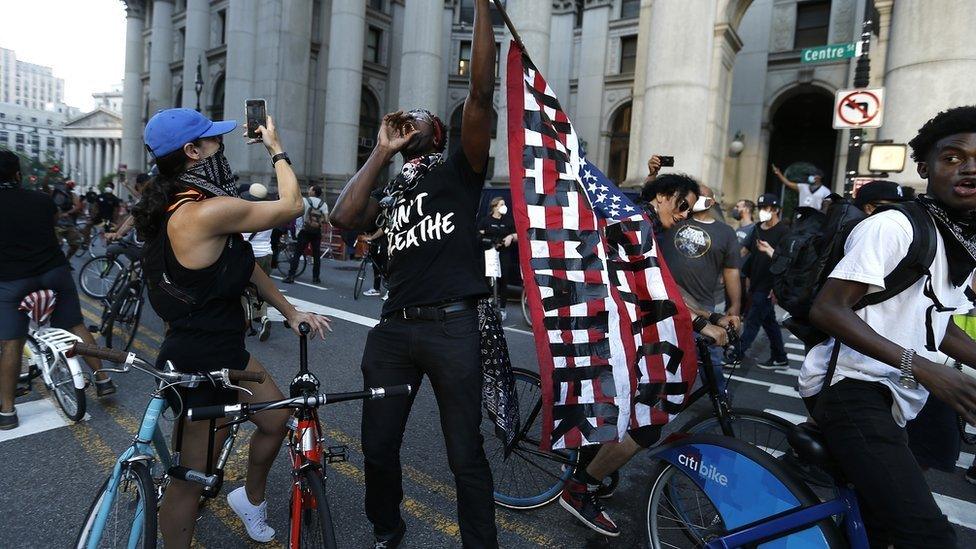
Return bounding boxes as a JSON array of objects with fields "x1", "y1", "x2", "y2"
[
  {"x1": 122, "y1": 2, "x2": 146, "y2": 181},
  {"x1": 508, "y1": 0, "x2": 552, "y2": 75},
  {"x1": 398, "y1": 0, "x2": 444, "y2": 112},
  {"x1": 183, "y1": 0, "x2": 210, "y2": 112},
  {"x1": 86, "y1": 139, "x2": 96, "y2": 188},
  {"x1": 575, "y1": 0, "x2": 612, "y2": 164},
  {"x1": 547, "y1": 1, "x2": 576, "y2": 104},
  {"x1": 322, "y1": 0, "x2": 367, "y2": 181},
  {"x1": 72, "y1": 139, "x2": 81, "y2": 182},
  {"x1": 63, "y1": 138, "x2": 72, "y2": 179},
  {"x1": 640, "y1": 0, "x2": 717, "y2": 184},
  {"x1": 626, "y1": 0, "x2": 653, "y2": 185},
  {"x1": 223, "y1": 0, "x2": 257, "y2": 173},
  {"x1": 148, "y1": 0, "x2": 175, "y2": 113},
  {"x1": 93, "y1": 140, "x2": 103, "y2": 186},
  {"x1": 113, "y1": 140, "x2": 122, "y2": 176},
  {"x1": 701, "y1": 24, "x2": 742, "y2": 191},
  {"x1": 880, "y1": 0, "x2": 976, "y2": 185},
  {"x1": 273, "y1": 0, "x2": 313, "y2": 180}
]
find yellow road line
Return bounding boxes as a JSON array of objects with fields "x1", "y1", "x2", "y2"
[
  {"x1": 79, "y1": 294, "x2": 164, "y2": 344},
  {"x1": 79, "y1": 307, "x2": 157, "y2": 359}
]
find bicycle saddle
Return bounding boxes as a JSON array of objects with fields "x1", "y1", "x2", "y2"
[
  {"x1": 19, "y1": 289, "x2": 57, "y2": 325},
  {"x1": 787, "y1": 422, "x2": 831, "y2": 468}
]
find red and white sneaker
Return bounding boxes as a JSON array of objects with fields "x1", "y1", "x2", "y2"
[{"x1": 558, "y1": 479, "x2": 620, "y2": 537}]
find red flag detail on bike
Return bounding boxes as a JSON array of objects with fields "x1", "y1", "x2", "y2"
[
  {"x1": 505, "y1": 42, "x2": 698, "y2": 450},
  {"x1": 19, "y1": 289, "x2": 57, "y2": 325}
]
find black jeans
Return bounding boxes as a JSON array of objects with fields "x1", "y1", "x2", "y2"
[
  {"x1": 811, "y1": 379, "x2": 956, "y2": 548},
  {"x1": 360, "y1": 310, "x2": 497, "y2": 548},
  {"x1": 289, "y1": 229, "x2": 321, "y2": 280}
]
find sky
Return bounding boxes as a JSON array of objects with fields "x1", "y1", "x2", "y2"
[{"x1": 5, "y1": 0, "x2": 127, "y2": 112}]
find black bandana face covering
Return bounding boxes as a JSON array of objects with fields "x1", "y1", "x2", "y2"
[
  {"x1": 916, "y1": 194, "x2": 976, "y2": 286},
  {"x1": 178, "y1": 143, "x2": 239, "y2": 198}
]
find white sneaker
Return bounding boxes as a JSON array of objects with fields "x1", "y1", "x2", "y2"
[
  {"x1": 499, "y1": 309, "x2": 508, "y2": 321},
  {"x1": 363, "y1": 288, "x2": 381, "y2": 297},
  {"x1": 258, "y1": 317, "x2": 271, "y2": 342},
  {"x1": 382, "y1": 292, "x2": 389, "y2": 301},
  {"x1": 228, "y1": 486, "x2": 275, "y2": 543}
]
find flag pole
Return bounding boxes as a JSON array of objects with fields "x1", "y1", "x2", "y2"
[{"x1": 490, "y1": 0, "x2": 526, "y2": 53}]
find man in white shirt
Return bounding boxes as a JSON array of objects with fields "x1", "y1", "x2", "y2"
[
  {"x1": 242, "y1": 183, "x2": 274, "y2": 341},
  {"x1": 772, "y1": 164, "x2": 831, "y2": 211},
  {"x1": 799, "y1": 106, "x2": 976, "y2": 548}
]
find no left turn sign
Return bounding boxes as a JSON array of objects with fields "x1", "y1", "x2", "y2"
[{"x1": 833, "y1": 87, "x2": 885, "y2": 129}]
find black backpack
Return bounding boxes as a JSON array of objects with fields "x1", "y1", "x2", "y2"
[{"x1": 771, "y1": 199, "x2": 938, "y2": 348}]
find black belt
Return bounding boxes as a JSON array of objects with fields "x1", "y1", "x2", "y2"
[{"x1": 385, "y1": 298, "x2": 480, "y2": 321}]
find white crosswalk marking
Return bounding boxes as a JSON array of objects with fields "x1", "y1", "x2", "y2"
[
  {"x1": 775, "y1": 368, "x2": 801, "y2": 377},
  {"x1": 0, "y1": 398, "x2": 74, "y2": 443},
  {"x1": 787, "y1": 353, "x2": 805, "y2": 362},
  {"x1": 785, "y1": 342, "x2": 805, "y2": 351},
  {"x1": 934, "y1": 494, "x2": 976, "y2": 530},
  {"x1": 728, "y1": 374, "x2": 799, "y2": 398}
]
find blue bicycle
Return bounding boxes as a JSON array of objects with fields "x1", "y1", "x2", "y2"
[
  {"x1": 643, "y1": 423, "x2": 867, "y2": 548},
  {"x1": 71, "y1": 343, "x2": 264, "y2": 549}
]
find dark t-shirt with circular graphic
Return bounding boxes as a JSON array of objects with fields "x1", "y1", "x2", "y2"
[{"x1": 659, "y1": 218, "x2": 740, "y2": 308}]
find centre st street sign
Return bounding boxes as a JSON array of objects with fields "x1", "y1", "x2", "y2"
[{"x1": 801, "y1": 43, "x2": 856, "y2": 64}]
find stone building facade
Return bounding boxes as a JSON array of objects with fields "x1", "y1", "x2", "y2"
[{"x1": 118, "y1": 0, "x2": 976, "y2": 203}]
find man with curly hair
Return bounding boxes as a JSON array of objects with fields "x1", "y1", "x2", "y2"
[{"x1": 799, "y1": 105, "x2": 976, "y2": 547}]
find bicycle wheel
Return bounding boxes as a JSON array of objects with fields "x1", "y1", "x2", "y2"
[
  {"x1": 49, "y1": 354, "x2": 86, "y2": 422},
  {"x1": 75, "y1": 462, "x2": 157, "y2": 548},
  {"x1": 104, "y1": 282, "x2": 142, "y2": 352},
  {"x1": 353, "y1": 258, "x2": 367, "y2": 300},
  {"x1": 481, "y1": 368, "x2": 579, "y2": 509},
  {"x1": 288, "y1": 468, "x2": 337, "y2": 549},
  {"x1": 643, "y1": 437, "x2": 843, "y2": 548},
  {"x1": 79, "y1": 256, "x2": 125, "y2": 299},
  {"x1": 682, "y1": 408, "x2": 795, "y2": 459}
]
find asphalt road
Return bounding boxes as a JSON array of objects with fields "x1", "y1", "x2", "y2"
[{"x1": 1, "y1": 255, "x2": 973, "y2": 548}]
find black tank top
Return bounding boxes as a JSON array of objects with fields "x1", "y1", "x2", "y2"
[{"x1": 145, "y1": 190, "x2": 255, "y2": 373}]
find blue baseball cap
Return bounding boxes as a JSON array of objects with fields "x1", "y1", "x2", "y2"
[{"x1": 144, "y1": 108, "x2": 237, "y2": 158}]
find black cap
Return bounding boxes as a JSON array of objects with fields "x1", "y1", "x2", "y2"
[
  {"x1": 757, "y1": 193, "x2": 780, "y2": 208},
  {"x1": 854, "y1": 180, "x2": 906, "y2": 209}
]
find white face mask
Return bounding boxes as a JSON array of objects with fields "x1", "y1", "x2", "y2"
[
  {"x1": 807, "y1": 175, "x2": 819, "y2": 185},
  {"x1": 497, "y1": 205, "x2": 508, "y2": 215},
  {"x1": 758, "y1": 210, "x2": 773, "y2": 223}
]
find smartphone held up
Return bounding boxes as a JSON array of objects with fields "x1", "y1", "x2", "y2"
[{"x1": 245, "y1": 99, "x2": 267, "y2": 139}]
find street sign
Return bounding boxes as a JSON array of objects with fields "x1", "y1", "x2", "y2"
[
  {"x1": 833, "y1": 87, "x2": 885, "y2": 129},
  {"x1": 801, "y1": 42, "x2": 856, "y2": 64}
]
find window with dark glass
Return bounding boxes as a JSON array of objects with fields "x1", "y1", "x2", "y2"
[
  {"x1": 608, "y1": 102, "x2": 632, "y2": 185},
  {"x1": 368, "y1": 0, "x2": 383, "y2": 11},
  {"x1": 209, "y1": 75, "x2": 225, "y2": 120},
  {"x1": 620, "y1": 36, "x2": 638, "y2": 74},
  {"x1": 358, "y1": 90, "x2": 380, "y2": 169},
  {"x1": 458, "y1": 41, "x2": 472, "y2": 76},
  {"x1": 218, "y1": 9, "x2": 227, "y2": 45},
  {"x1": 460, "y1": 0, "x2": 505, "y2": 26},
  {"x1": 621, "y1": 0, "x2": 640, "y2": 19},
  {"x1": 794, "y1": 1, "x2": 831, "y2": 49},
  {"x1": 366, "y1": 27, "x2": 382, "y2": 64}
]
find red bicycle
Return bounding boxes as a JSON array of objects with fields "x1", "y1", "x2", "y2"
[{"x1": 188, "y1": 322, "x2": 411, "y2": 548}]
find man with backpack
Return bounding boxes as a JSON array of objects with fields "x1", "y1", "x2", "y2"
[
  {"x1": 284, "y1": 184, "x2": 328, "y2": 285},
  {"x1": 51, "y1": 180, "x2": 83, "y2": 258},
  {"x1": 799, "y1": 106, "x2": 976, "y2": 547},
  {"x1": 734, "y1": 193, "x2": 790, "y2": 368}
]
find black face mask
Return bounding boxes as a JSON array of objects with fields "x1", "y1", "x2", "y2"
[
  {"x1": 178, "y1": 143, "x2": 239, "y2": 198},
  {"x1": 731, "y1": 208, "x2": 742, "y2": 221}
]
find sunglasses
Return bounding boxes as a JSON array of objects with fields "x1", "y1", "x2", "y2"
[{"x1": 676, "y1": 197, "x2": 691, "y2": 213}]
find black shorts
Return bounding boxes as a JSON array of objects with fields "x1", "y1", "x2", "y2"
[
  {"x1": 907, "y1": 394, "x2": 961, "y2": 472},
  {"x1": 158, "y1": 331, "x2": 250, "y2": 414},
  {"x1": 0, "y1": 264, "x2": 83, "y2": 340}
]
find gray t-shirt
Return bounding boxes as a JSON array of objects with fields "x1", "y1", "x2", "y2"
[{"x1": 660, "y1": 218, "x2": 740, "y2": 309}]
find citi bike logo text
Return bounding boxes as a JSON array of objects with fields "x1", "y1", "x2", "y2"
[{"x1": 678, "y1": 452, "x2": 729, "y2": 487}]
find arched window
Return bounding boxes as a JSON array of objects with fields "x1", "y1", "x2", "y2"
[
  {"x1": 358, "y1": 89, "x2": 380, "y2": 169},
  {"x1": 607, "y1": 102, "x2": 632, "y2": 185},
  {"x1": 209, "y1": 74, "x2": 225, "y2": 120}
]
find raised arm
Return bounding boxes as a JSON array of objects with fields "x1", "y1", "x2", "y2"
[
  {"x1": 461, "y1": 0, "x2": 495, "y2": 174},
  {"x1": 771, "y1": 165, "x2": 798, "y2": 191},
  {"x1": 331, "y1": 112, "x2": 417, "y2": 230}
]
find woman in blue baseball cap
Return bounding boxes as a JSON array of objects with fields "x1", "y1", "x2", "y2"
[{"x1": 133, "y1": 108, "x2": 331, "y2": 545}]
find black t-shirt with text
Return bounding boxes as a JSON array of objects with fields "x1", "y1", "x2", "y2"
[
  {"x1": 95, "y1": 192, "x2": 121, "y2": 221},
  {"x1": 743, "y1": 221, "x2": 789, "y2": 294},
  {"x1": 377, "y1": 150, "x2": 490, "y2": 314},
  {"x1": 0, "y1": 188, "x2": 68, "y2": 280}
]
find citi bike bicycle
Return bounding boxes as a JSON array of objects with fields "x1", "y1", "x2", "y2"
[
  {"x1": 481, "y1": 329, "x2": 798, "y2": 510},
  {"x1": 186, "y1": 321, "x2": 412, "y2": 549}
]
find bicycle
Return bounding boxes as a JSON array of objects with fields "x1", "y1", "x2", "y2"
[
  {"x1": 72, "y1": 343, "x2": 265, "y2": 548},
  {"x1": 481, "y1": 329, "x2": 797, "y2": 510},
  {"x1": 353, "y1": 245, "x2": 383, "y2": 300},
  {"x1": 18, "y1": 290, "x2": 88, "y2": 421},
  {"x1": 82, "y1": 219, "x2": 115, "y2": 259},
  {"x1": 186, "y1": 322, "x2": 412, "y2": 549},
  {"x1": 276, "y1": 232, "x2": 308, "y2": 278},
  {"x1": 643, "y1": 423, "x2": 864, "y2": 547},
  {"x1": 88, "y1": 254, "x2": 144, "y2": 353}
]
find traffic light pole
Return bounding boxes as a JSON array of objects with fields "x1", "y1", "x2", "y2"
[{"x1": 843, "y1": 11, "x2": 875, "y2": 197}]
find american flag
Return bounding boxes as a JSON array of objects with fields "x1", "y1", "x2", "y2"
[
  {"x1": 19, "y1": 289, "x2": 58, "y2": 325},
  {"x1": 505, "y1": 42, "x2": 698, "y2": 450}
]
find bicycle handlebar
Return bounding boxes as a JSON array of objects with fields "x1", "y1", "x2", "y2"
[
  {"x1": 71, "y1": 342, "x2": 131, "y2": 364},
  {"x1": 229, "y1": 370, "x2": 267, "y2": 384},
  {"x1": 186, "y1": 384, "x2": 414, "y2": 422}
]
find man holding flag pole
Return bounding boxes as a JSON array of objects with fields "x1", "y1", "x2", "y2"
[{"x1": 496, "y1": 1, "x2": 735, "y2": 537}]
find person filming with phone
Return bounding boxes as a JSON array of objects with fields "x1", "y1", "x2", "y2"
[{"x1": 134, "y1": 107, "x2": 330, "y2": 545}]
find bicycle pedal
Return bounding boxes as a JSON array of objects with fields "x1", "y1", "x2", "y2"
[{"x1": 324, "y1": 445, "x2": 348, "y2": 463}]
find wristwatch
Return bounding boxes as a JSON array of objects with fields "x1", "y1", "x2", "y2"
[
  {"x1": 898, "y1": 348, "x2": 919, "y2": 390},
  {"x1": 271, "y1": 152, "x2": 291, "y2": 167}
]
